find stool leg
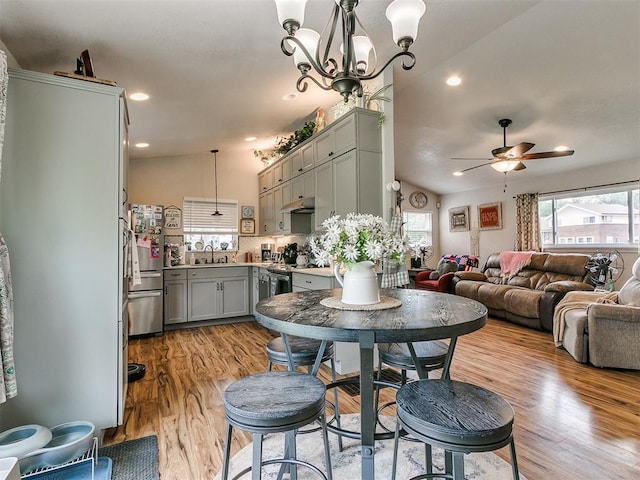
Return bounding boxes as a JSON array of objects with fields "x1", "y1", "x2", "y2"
[
  {"x1": 221, "y1": 423, "x2": 233, "y2": 480},
  {"x1": 320, "y1": 413, "x2": 333, "y2": 480},
  {"x1": 450, "y1": 451, "x2": 465, "y2": 480},
  {"x1": 251, "y1": 433, "x2": 263, "y2": 480},
  {"x1": 424, "y1": 443, "x2": 433, "y2": 474},
  {"x1": 330, "y1": 358, "x2": 343, "y2": 452},
  {"x1": 509, "y1": 438, "x2": 520, "y2": 479},
  {"x1": 444, "y1": 450, "x2": 452, "y2": 474},
  {"x1": 391, "y1": 416, "x2": 401, "y2": 480},
  {"x1": 374, "y1": 354, "x2": 383, "y2": 412},
  {"x1": 267, "y1": 359, "x2": 272, "y2": 372}
]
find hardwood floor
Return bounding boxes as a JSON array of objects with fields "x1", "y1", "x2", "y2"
[{"x1": 103, "y1": 318, "x2": 640, "y2": 479}]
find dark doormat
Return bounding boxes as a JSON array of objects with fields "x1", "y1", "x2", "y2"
[
  {"x1": 99, "y1": 435, "x2": 159, "y2": 480},
  {"x1": 338, "y1": 369, "x2": 404, "y2": 396}
]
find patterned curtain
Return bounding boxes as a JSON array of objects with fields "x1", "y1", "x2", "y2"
[
  {"x1": 515, "y1": 192, "x2": 540, "y2": 252},
  {"x1": 0, "y1": 50, "x2": 18, "y2": 402}
]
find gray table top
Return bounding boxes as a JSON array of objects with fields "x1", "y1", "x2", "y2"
[{"x1": 255, "y1": 289, "x2": 488, "y2": 344}]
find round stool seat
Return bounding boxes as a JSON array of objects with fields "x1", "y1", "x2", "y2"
[
  {"x1": 225, "y1": 371, "x2": 327, "y2": 430},
  {"x1": 396, "y1": 379, "x2": 514, "y2": 449},
  {"x1": 378, "y1": 341, "x2": 448, "y2": 370},
  {"x1": 266, "y1": 336, "x2": 335, "y2": 366}
]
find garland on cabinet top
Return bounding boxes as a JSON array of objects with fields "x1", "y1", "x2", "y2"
[{"x1": 254, "y1": 84, "x2": 392, "y2": 167}]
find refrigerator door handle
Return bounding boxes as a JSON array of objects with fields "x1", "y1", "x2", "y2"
[
  {"x1": 128, "y1": 291, "x2": 162, "y2": 299},
  {"x1": 140, "y1": 272, "x2": 162, "y2": 278}
]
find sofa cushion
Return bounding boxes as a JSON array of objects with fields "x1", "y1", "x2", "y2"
[
  {"x1": 477, "y1": 284, "x2": 514, "y2": 311},
  {"x1": 454, "y1": 280, "x2": 484, "y2": 301},
  {"x1": 504, "y1": 288, "x2": 544, "y2": 319}
]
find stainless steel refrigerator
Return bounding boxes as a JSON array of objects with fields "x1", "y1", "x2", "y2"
[{"x1": 128, "y1": 204, "x2": 164, "y2": 336}]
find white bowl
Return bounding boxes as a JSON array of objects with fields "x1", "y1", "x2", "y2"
[
  {"x1": 0, "y1": 424, "x2": 51, "y2": 460},
  {"x1": 18, "y1": 421, "x2": 95, "y2": 474}
]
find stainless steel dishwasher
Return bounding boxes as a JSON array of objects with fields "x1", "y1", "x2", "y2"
[{"x1": 128, "y1": 271, "x2": 163, "y2": 336}]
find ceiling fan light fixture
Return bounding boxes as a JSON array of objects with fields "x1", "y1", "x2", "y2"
[
  {"x1": 453, "y1": 171, "x2": 464, "y2": 176},
  {"x1": 491, "y1": 160, "x2": 520, "y2": 173},
  {"x1": 555, "y1": 145, "x2": 569, "y2": 152}
]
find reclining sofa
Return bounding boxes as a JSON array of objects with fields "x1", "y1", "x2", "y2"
[{"x1": 451, "y1": 252, "x2": 594, "y2": 331}]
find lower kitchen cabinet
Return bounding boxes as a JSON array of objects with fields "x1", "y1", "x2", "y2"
[
  {"x1": 187, "y1": 267, "x2": 250, "y2": 322},
  {"x1": 164, "y1": 270, "x2": 188, "y2": 325}
]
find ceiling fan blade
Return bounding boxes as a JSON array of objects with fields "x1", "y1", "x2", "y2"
[
  {"x1": 513, "y1": 162, "x2": 527, "y2": 171},
  {"x1": 521, "y1": 150, "x2": 575, "y2": 160},
  {"x1": 451, "y1": 157, "x2": 492, "y2": 161},
  {"x1": 456, "y1": 162, "x2": 494, "y2": 173},
  {"x1": 504, "y1": 142, "x2": 535, "y2": 158}
]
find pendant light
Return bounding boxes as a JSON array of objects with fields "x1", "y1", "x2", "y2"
[{"x1": 211, "y1": 149, "x2": 222, "y2": 216}]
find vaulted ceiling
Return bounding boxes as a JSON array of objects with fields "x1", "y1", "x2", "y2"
[{"x1": 1, "y1": 1, "x2": 638, "y2": 194}]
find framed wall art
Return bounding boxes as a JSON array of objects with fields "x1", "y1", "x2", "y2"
[
  {"x1": 449, "y1": 206, "x2": 470, "y2": 232},
  {"x1": 478, "y1": 202, "x2": 503, "y2": 230}
]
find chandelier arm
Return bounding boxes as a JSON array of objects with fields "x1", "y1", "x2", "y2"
[
  {"x1": 281, "y1": 36, "x2": 333, "y2": 80},
  {"x1": 358, "y1": 51, "x2": 416, "y2": 81},
  {"x1": 297, "y1": 74, "x2": 333, "y2": 93},
  {"x1": 319, "y1": 4, "x2": 341, "y2": 72}
]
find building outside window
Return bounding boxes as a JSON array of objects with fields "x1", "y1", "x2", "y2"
[{"x1": 539, "y1": 185, "x2": 639, "y2": 247}]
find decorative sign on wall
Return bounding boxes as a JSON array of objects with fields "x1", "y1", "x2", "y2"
[
  {"x1": 449, "y1": 205, "x2": 470, "y2": 232},
  {"x1": 164, "y1": 205, "x2": 182, "y2": 229},
  {"x1": 478, "y1": 202, "x2": 503, "y2": 230}
]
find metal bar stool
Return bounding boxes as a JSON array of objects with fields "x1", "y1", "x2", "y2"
[
  {"x1": 392, "y1": 379, "x2": 520, "y2": 480},
  {"x1": 266, "y1": 335, "x2": 343, "y2": 451},
  {"x1": 221, "y1": 371, "x2": 333, "y2": 480}
]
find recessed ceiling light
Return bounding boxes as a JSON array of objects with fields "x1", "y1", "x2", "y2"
[
  {"x1": 245, "y1": 136, "x2": 257, "y2": 142},
  {"x1": 446, "y1": 76, "x2": 462, "y2": 86},
  {"x1": 130, "y1": 92, "x2": 149, "y2": 101},
  {"x1": 282, "y1": 93, "x2": 297, "y2": 101},
  {"x1": 453, "y1": 171, "x2": 463, "y2": 176},
  {"x1": 554, "y1": 145, "x2": 569, "y2": 152},
  {"x1": 135, "y1": 142, "x2": 149, "y2": 148}
]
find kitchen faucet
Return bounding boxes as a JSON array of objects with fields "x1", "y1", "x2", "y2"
[{"x1": 204, "y1": 245, "x2": 214, "y2": 264}]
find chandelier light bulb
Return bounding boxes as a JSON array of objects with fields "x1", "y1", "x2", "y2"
[
  {"x1": 290, "y1": 28, "x2": 320, "y2": 71},
  {"x1": 274, "y1": 0, "x2": 308, "y2": 34},
  {"x1": 386, "y1": 0, "x2": 427, "y2": 49}
]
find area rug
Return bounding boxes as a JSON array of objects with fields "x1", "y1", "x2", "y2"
[
  {"x1": 99, "y1": 435, "x2": 160, "y2": 480},
  {"x1": 338, "y1": 369, "x2": 404, "y2": 396},
  {"x1": 214, "y1": 414, "x2": 526, "y2": 479}
]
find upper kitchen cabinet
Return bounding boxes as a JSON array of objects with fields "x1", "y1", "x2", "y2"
[
  {"x1": 272, "y1": 156, "x2": 291, "y2": 186},
  {"x1": 0, "y1": 69, "x2": 129, "y2": 431},
  {"x1": 259, "y1": 166, "x2": 274, "y2": 193},
  {"x1": 290, "y1": 142, "x2": 314, "y2": 176}
]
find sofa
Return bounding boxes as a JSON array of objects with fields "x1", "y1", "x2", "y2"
[
  {"x1": 553, "y1": 257, "x2": 640, "y2": 369},
  {"x1": 451, "y1": 252, "x2": 594, "y2": 331}
]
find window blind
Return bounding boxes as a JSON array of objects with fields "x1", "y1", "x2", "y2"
[{"x1": 183, "y1": 197, "x2": 238, "y2": 233}]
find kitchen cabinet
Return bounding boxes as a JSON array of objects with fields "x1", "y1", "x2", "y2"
[
  {"x1": 314, "y1": 113, "x2": 356, "y2": 166},
  {"x1": 0, "y1": 69, "x2": 128, "y2": 430},
  {"x1": 290, "y1": 142, "x2": 314, "y2": 177},
  {"x1": 272, "y1": 157, "x2": 291, "y2": 185},
  {"x1": 187, "y1": 267, "x2": 249, "y2": 322},
  {"x1": 291, "y1": 170, "x2": 315, "y2": 200},
  {"x1": 314, "y1": 161, "x2": 334, "y2": 229},
  {"x1": 164, "y1": 269, "x2": 188, "y2": 324},
  {"x1": 259, "y1": 189, "x2": 274, "y2": 234},
  {"x1": 259, "y1": 166, "x2": 274, "y2": 193}
]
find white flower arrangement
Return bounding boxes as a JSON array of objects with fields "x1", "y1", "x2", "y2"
[{"x1": 309, "y1": 213, "x2": 408, "y2": 268}]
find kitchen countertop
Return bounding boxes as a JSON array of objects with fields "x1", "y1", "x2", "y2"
[{"x1": 162, "y1": 263, "x2": 336, "y2": 277}]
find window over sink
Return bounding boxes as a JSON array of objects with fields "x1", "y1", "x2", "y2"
[{"x1": 183, "y1": 197, "x2": 239, "y2": 251}]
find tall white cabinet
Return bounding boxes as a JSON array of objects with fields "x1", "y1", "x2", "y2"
[{"x1": 0, "y1": 69, "x2": 129, "y2": 431}]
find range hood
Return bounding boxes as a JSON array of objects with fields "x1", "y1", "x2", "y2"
[{"x1": 281, "y1": 197, "x2": 315, "y2": 214}]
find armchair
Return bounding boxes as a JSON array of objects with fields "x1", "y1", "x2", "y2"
[
  {"x1": 553, "y1": 257, "x2": 640, "y2": 369},
  {"x1": 414, "y1": 254, "x2": 480, "y2": 292}
]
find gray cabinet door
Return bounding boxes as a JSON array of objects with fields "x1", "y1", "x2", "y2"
[
  {"x1": 314, "y1": 161, "x2": 334, "y2": 229},
  {"x1": 333, "y1": 150, "x2": 358, "y2": 217},
  {"x1": 220, "y1": 277, "x2": 250, "y2": 317},
  {"x1": 164, "y1": 280, "x2": 188, "y2": 324},
  {"x1": 188, "y1": 278, "x2": 219, "y2": 321}
]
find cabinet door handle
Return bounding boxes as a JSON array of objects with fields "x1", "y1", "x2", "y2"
[
  {"x1": 298, "y1": 195, "x2": 303, "y2": 199},
  {"x1": 298, "y1": 167, "x2": 303, "y2": 172},
  {"x1": 328, "y1": 151, "x2": 334, "y2": 157},
  {"x1": 305, "y1": 280, "x2": 312, "y2": 284}
]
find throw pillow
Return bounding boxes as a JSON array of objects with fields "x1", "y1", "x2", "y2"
[{"x1": 429, "y1": 260, "x2": 458, "y2": 280}]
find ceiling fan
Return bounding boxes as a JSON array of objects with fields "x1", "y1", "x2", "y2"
[{"x1": 452, "y1": 118, "x2": 574, "y2": 175}]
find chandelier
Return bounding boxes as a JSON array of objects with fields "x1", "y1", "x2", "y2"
[{"x1": 274, "y1": 0, "x2": 427, "y2": 102}]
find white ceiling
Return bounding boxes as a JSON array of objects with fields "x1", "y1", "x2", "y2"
[{"x1": 1, "y1": 0, "x2": 639, "y2": 195}]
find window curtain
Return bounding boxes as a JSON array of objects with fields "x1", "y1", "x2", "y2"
[
  {"x1": 0, "y1": 50, "x2": 18, "y2": 402},
  {"x1": 515, "y1": 192, "x2": 541, "y2": 252}
]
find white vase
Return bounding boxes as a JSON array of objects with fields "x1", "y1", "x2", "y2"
[{"x1": 334, "y1": 260, "x2": 380, "y2": 305}]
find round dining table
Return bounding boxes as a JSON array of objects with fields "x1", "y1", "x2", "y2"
[{"x1": 254, "y1": 288, "x2": 487, "y2": 480}]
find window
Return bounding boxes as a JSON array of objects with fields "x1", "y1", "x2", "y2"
[
  {"x1": 403, "y1": 211, "x2": 432, "y2": 245},
  {"x1": 539, "y1": 184, "x2": 639, "y2": 247},
  {"x1": 183, "y1": 197, "x2": 239, "y2": 250}
]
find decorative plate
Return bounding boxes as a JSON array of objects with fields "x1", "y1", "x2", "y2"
[{"x1": 194, "y1": 241, "x2": 204, "y2": 251}]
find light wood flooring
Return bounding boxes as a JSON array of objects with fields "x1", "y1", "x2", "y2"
[{"x1": 103, "y1": 317, "x2": 640, "y2": 479}]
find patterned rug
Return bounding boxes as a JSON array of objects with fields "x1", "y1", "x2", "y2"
[
  {"x1": 99, "y1": 435, "x2": 159, "y2": 480},
  {"x1": 214, "y1": 414, "x2": 526, "y2": 479}
]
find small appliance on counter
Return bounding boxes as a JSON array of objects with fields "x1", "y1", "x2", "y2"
[
  {"x1": 261, "y1": 243, "x2": 274, "y2": 262},
  {"x1": 128, "y1": 204, "x2": 164, "y2": 337}
]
